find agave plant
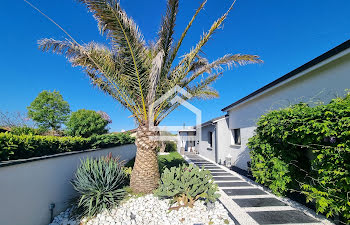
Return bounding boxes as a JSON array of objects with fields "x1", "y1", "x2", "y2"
[
  {"x1": 71, "y1": 155, "x2": 126, "y2": 218},
  {"x1": 38, "y1": 0, "x2": 262, "y2": 193}
]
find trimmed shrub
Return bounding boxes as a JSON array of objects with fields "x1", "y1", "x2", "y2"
[
  {"x1": 158, "y1": 152, "x2": 188, "y2": 174},
  {"x1": 154, "y1": 164, "x2": 220, "y2": 209},
  {"x1": 0, "y1": 133, "x2": 89, "y2": 161},
  {"x1": 10, "y1": 126, "x2": 42, "y2": 136},
  {"x1": 0, "y1": 133, "x2": 135, "y2": 162},
  {"x1": 71, "y1": 155, "x2": 126, "y2": 218},
  {"x1": 165, "y1": 141, "x2": 177, "y2": 152},
  {"x1": 90, "y1": 133, "x2": 135, "y2": 149},
  {"x1": 248, "y1": 93, "x2": 350, "y2": 222}
]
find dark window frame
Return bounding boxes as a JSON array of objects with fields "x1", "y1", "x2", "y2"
[
  {"x1": 208, "y1": 131, "x2": 213, "y2": 147},
  {"x1": 233, "y1": 128, "x2": 241, "y2": 145}
]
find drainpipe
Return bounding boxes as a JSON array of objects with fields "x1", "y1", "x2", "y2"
[
  {"x1": 49, "y1": 203, "x2": 55, "y2": 223},
  {"x1": 213, "y1": 123, "x2": 218, "y2": 163}
]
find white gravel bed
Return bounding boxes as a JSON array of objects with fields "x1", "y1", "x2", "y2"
[{"x1": 50, "y1": 194, "x2": 235, "y2": 225}]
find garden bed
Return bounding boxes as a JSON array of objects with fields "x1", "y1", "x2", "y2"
[
  {"x1": 48, "y1": 152, "x2": 232, "y2": 225},
  {"x1": 50, "y1": 195, "x2": 234, "y2": 225}
]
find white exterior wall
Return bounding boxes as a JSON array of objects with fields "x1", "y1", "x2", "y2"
[
  {"x1": 213, "y1": 118, "x2": 256, "y2": 169},
  {"x1": 196, "y1": 124, "x2": 216, "y2": 161},
  {"x1": 0, "y1": 144, "x2": 136, "y2": 225},
  {"x1": 226, "y1": 52, "x2": 350, "y2": 170}
]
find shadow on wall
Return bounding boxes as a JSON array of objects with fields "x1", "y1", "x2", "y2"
[{"x1": 232, "y1": 146, "x2": 251, "y2": 170}]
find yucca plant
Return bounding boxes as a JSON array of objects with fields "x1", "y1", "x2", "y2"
[
  {"x1": 71, "y1": 155, "x2": 126, "y2": 218},
  {"x1": 38, "y1": 0, "x2": 262, "y2": 193}
]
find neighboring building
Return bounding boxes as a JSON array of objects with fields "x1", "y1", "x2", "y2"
[
  {"x1": 115, "y1": 128, "x2": 137, "y2": 137},
  {"x1": 178, "y1": 128, "x2": 196, "y2": 153},
  {"x1": 179, "y1": 40, "x2": 350, "y2": 170}
]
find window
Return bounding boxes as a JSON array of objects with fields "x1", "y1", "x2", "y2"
[
  {"x1": 231, "y1": 128, "x2": 241, "y2": 145},
  {"x1": 208, "y1": 131, "x2": 213, "y2": 147}
]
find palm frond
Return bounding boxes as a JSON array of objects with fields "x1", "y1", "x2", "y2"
[
  {"x1": 156, "y1": 0, "x2": 179, "y2": 59},
  {"x1": 186, "y1": 54, "x2": 262, "y2": 84},
  {"x1": 168, "y1": 0, "x2": 207, "y2": 66},
  {"x1": 78, "y1": 0, "x2": 150, "y2": 120},
  {"x1": 176, "y1": 0, "x2": 236, "y2": 80},
  {"x1": 38, "y1": 38, "x2": 144, "y2": 121},
  {"x1": 37, "y1": 0, "x2": 262, "y2": 126}
]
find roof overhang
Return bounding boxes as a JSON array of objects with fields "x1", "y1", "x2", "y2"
[{"x1": 221, "y1": 39, "x2": 350, "y2": 112}]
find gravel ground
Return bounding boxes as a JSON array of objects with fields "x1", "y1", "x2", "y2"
[{"x1": 50, "y1": 194, "x2": 235, "y2": 225}]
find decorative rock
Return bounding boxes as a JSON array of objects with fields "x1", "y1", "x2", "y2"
[{"x1": 49, "y1": 195, "x2": 234, "y2": 225}]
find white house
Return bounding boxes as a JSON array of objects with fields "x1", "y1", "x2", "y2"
[{"x1": 179, "y1": 39, "x2": 350, "y2": 170}]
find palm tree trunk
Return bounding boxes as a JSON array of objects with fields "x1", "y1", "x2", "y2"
[{"x1": 130, "y1": 125, "x2": 160, "y2": 193}]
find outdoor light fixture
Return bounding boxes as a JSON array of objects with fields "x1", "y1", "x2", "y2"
[{"x1": 225, "y1": 154, "x2": 232, "y2": 167}]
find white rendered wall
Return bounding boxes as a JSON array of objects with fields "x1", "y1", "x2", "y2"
[
  {"x1": 228, "y1": 54, "x2": 350, "y2": 129},
  {"x1": 0, "y1": 144, "x2": 136, "y2": 225},
  {"x1": 214, "y1": 118, "x2": 256, "y2": 170},
  {"x1": 226, "y1": 53, "x2": 350, "y2": 170},
  {"x1": 196, "y1": 125, "x2": 216, "y2": 161}
]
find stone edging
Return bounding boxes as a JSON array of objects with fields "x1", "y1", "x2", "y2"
[{"x1": 0, "y1": 144, "x2": 135, "y2": 168}]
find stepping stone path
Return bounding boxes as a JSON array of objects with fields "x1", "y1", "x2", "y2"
[{"x1": 185, "y1": 154, "x2": 330, "y2": 225}]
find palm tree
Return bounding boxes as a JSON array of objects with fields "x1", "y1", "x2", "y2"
[{"x1": 38, "y1": 0, "x2": 262, "y2": 193}]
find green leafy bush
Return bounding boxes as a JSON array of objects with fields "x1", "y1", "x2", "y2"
[
  {"x1": 0, "y1": 132, "x2": 134, "y2": 161},
  {"x1": 89, "y1": 133, "x2": 135, "y2": 149},
  {"x1": 165, "y1": 141, "x2": 177, "y2": 152},
  {"x1": 158, "y1": 152, "x2": 187, "y2": 173},
  {"x1": 248, "y1": 93, "x2": 350, "y2": 222},
  {"x1": 125, "y1": 152, "x2": 187, "y2": 174},
  {"x1": 65, "y1": 109, "x2": 110, "y2": 138},
  {"x1": 154, "y1": 164, "x2": 220, "y2": 209},
  {"x1": 0, "y1": 133, "x2": 89, "y2": 161},
  {"x1": 10, "y1": 126, "x2": 42, "y2": 136},
  {"x1": 71, "y1": 155, "x2": 126, "y2": 218}
]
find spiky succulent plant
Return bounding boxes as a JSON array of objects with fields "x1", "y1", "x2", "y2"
[
  {"x1": 154, "y1": 164, "x2": 219, "y2": 209},
  {"x1": 71, "y1": 155, "x2": 126, "y2": 218}
]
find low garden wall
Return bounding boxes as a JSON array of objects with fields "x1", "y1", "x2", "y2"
[{"x1": 0, "y1": 144, "x2": 136, "y2": 225}]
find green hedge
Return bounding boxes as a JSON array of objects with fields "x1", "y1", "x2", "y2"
[
  {"x1": 0, "y1": 133, "x2": 135, "y2": 162},
  {"x1": 248, "y1": 93, "x2": 350, "y2": 222}
]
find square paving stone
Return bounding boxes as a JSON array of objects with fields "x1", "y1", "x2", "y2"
[
  {"x1": 224, "y1": 188, "x2": 267, "y2": 196},
  {"x1": 194, "y1": 163, "x2": 216, "y2": 165},
  {"x1": 211, "y1": 172, "x2": 233, "y2": 176},
  {"x1": 213, "y1": 176, "x2": 240, "y2": 181},
  {"x1": 248, "y1": 210, "x2": 319, "y2": 224},
  {"x1": 206, "y1": 169, "x2": 226, "y2": 172},
  {"x1": 233, "y1": 198, "x2": 286, "y2": 207},
  {"x1": 196, "y1": 164, "x2": 217, "y2": 167},
  {"x1": 217, "y1": 182, "x2": 250, "y2": 187},
  {"x1": 199, "y1": 165, "x2": 221, "y2": 169}
]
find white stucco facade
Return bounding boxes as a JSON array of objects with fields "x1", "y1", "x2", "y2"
[
  {"x1": 223, "y1": 44, "x2": 350, "y2": 170},
  {"x1": 195, "y1": 123, "x2": 216, "y2": 161},
  {"x1": 179, "y1": 41, "x2": 350, "y2": 171}
]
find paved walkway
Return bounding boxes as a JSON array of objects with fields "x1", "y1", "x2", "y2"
[{"x1": 184, "y1": 154, "x2": 333, "y2": 225}]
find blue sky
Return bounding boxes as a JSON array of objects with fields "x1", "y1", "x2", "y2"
[{"x1": 1, "y1": 0, "x2": 350, "y2": 132}]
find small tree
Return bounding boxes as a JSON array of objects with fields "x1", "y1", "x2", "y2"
[
  {"x1": 27, "y1": 90, "x2": 70, "y2": 131},
  {"x1": 65, "y1": 109, "x2": 110, "y2": 137}
]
